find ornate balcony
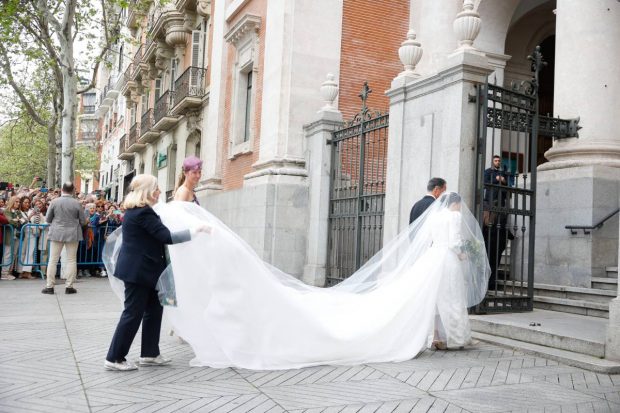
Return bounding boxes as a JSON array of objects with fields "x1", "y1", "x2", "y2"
[
  {"x1": 170, "y1": 66, "x2": 207, "y2": 115},
  {"x1": 120, "y1": 64, "x2": 137, "y2": 97},
  {"x1": 82, "y1": 105, "x2": 96, "y2": 114},
  {"x1": 131, "y1": 44, "x2": 144, "y2": 78},
  {"x1": 127, "y1": 122, "x2": 146, "y2": 152},
  {"x1": 138, "y1": 109, "x2": 160, "y2": 144},
  {"x1": 153, "y1": 91, "x2": 181, "y2": 131},
  {"x1": 118, "y1": 134, "x2": 134, "y2": 160}
]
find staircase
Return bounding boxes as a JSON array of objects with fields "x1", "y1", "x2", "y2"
[
  {"x1": 496, "y1": 266, "x2": 617, "y2": 318},
  {"x1": 495, "y1": 241, "x2": 617, "y2": 318}
]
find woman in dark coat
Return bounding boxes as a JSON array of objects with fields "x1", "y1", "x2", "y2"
[{"x1": 105, "y1": 174, "x2": 209, "y2": 371}]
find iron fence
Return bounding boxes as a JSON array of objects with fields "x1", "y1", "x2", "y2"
[{"x1": 325, "y1": 82, "x2": 388, "y2": 286}]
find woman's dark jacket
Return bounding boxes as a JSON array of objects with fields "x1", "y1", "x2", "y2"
[{"x1": 115, "y1": 205, "x2": 190, "y2": 288}]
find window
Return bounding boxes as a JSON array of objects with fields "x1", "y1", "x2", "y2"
[
  {"x1": 224, "y1": 14, "x2": 261, "y2": 158},
  {"x1": 141, "y1": 94, "x2": 148, "y2": 115},
  {"x1": 130, "y1": 104, "x2": 136, "y2": 125},
  {"x1": 118, "y1": 45, "x2": 124, "y2": 73},
  {"x1": 243, "y1": 71, "x2": 252, "y2": 142},
  {"x1": 191, "y1": 19, "x2": 209, "y2": 69},
  {"x1": 170, "y1": 58, "x2": 178, "y2": 91},
  {"x1": 154, "y1": 78, "x2": 162, "y2": 101}
]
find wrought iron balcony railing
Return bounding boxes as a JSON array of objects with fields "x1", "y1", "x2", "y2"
[
  {"x1": 132, "y1": 45, "x2": 144, "y2": 75},
  {"x1": 140, "y1": 109, "x2": 154, "y2": 136},
  {"x1": 119, "y1": 134, "x2": 127, "y2": 151},
  {"x1": 173, "y1": 66, "x2": 207, "y2": 107},
  {"x1": 154, "y1": 91, "x2": 173, "y2": 124},
  {"x1": 82, "y1": 105, "x2": 96, "y2": 114},
  {"x1": 80, "y1": 131, "x2": 98, "y2": 141},
  {"x1": 128, "y1": 122, "x2": 141, "y2": 147}
]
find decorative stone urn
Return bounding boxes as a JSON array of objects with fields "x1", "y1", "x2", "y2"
[
  {"x1": 453, "y1": 0, "x2": 481, "y2": 49},
  {"x1": 398, "y1": 29, "x2": 423, "y2": 77},
  {"x1": 320, "y1": 73, "x2": 339, "y2": 112}
]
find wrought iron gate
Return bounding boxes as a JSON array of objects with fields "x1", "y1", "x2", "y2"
[
  {"x1": 325, "y1": 83, "x2": 389, "y2": 286},
  {"x1": 474, "y1": 46, "x2": 579, "y2": 313}
]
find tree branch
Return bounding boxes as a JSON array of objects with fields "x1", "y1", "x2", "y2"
[
  {"x1": 0, "y1": 44, "x2": 48, "y2": 127},
  {"x1": 78, "y1": 0, "x2": 120, "y2": 94}
]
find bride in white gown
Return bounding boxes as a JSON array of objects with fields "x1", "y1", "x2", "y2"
[{"x1": 104, "y1": 192, "x2": 490, "y2": 370}]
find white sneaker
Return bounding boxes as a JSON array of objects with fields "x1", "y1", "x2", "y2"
[
  {"x1": 1, "y1": 274, "x2": 16, "y2": 281},
  {"x1": 138, "y1": 355, "x2": 172, "y2": 366},
  {"x1": 100, "y1": 270, "x2": 108, "y2": 277},
  {"x1": 104, "y1": 360, "x2": 138, "y2": 371}
]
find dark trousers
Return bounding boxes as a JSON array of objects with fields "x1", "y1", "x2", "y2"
[{"x1": 106, "y1": 282, "x2": 163, "y2": 362}]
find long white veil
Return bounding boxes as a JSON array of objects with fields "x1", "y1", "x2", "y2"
[{"x1": 103, "y1": 192, "x2": 490, "y2": 369}]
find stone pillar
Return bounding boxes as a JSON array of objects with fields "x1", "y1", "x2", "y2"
[
  {"x1": 302, "y1": 75, "x2": 343, "y2": 286},
  {"x1": 199, "y1": 0, "x2": 226, "y2": 192},
  {"x1": 384, "y1": 1, "x2": 491, "y2": 242},
  {"x1": 535, "y1": 0, "x2": 620, "y2": 287},
  {"x1": 247, "y1": 0, "x2": 343, "y2": 183},
  {"x1": 607, "y1": 215, "x2": 620, "y2": 360}
]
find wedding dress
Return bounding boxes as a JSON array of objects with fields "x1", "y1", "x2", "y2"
[{"x1": 104, "y1": 192, "x2": 490, "y2": 370}]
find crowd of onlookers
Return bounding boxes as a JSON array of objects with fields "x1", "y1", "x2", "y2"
[{"x1": 0, "y1": 177, "x2": 124, "y2": 281}]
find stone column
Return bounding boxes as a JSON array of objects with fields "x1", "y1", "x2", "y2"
[
  {"x1": 302, "y1": 75, "x2": 343, "y2": 286},
  {"x1": 535, "y1": 0, "x2": 620, "y2": 287},
  {"x1": 247, "y1": 0, "x2": 343, "y2": 183},
  {"x1": 199, "y1": 0, "x2": 226, "y2": 192},
  {"x1": 384, "y1": 0, "x2": 491, "y2": 242},
  {"x1": 607, "y1": 212, "x2": 620, "y2": 360}
]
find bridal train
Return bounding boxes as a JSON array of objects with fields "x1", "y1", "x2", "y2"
[{"x1": 104, "y1": 192, "x2": 490, "y2": 370}]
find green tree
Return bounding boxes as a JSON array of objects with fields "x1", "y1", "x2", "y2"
[
  {"x1": 0, "y1": 116, "x2": 48, "y2": 186},
  {"x1": 74, "y1": 144, "x2": 99, "y2": 176},
  {"x1": 0, "y1": 0, "x2": 126, "y2": 186}
]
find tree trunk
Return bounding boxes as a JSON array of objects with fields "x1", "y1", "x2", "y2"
[
  {"x1": 60, "y1": 67, "x2": 77, "y2": 183},
  {"x1": 47, "y1": 124, "x2": 57, "y2": 188}
]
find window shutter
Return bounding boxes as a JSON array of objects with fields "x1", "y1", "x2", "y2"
[
  {"x1": 154, "y1": 78, "x2": 162, "y2": 101},
  {"x1": 170, "y1": 58, "x2": 177, "y2": 91},
  {"x1": 141, "y1": 94, "x2": 148, "y2": 114},
  {"x1": 191, "y1": 30, "x2": 201, "y2": 68}
]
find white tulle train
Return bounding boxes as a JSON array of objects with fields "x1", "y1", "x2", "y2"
[{"x1": 104, "y1": 193, "x2": 490, "y2": 370}]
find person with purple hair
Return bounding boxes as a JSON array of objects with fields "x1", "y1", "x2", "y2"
[{"x1": 174, "y1": 156, "x2": 202, "y2": 204}]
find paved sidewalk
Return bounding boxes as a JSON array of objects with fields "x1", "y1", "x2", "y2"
[{"x1": 1, "y1": 279, "x2": 619, "y2": 413}]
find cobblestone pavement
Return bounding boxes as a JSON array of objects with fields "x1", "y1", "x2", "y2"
[{"x1": 1, "y1": 278, "x2": 619, "y2": 413}]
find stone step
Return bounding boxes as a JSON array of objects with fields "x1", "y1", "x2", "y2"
[
  {"x1": 497, "y1": 280, "x2": 616, "y2": 304},
  {"x1": 592, "y1": 277, "x2": 618, "y2": 291},
  {"x1": 534, "y1": 296, "x2": 609, "y2": 318},
  {"x1": 488, "y1": 290, "x2": 609, "y2": 318},
  {"x1": 470, "y1": 310, "x2": 606, "y2": 358},
  {"x1": 606, "y1": 266, "x2": 618, "y2": 278},
  {"x1": 472, "y1": 332, "x2": 620, "y2": 374}
]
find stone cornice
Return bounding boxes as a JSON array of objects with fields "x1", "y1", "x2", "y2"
[{"x1": 224, "y1": 14, "x2": 261, "y2": 46}]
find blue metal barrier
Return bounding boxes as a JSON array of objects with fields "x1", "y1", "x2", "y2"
[
  {"x1": 1, "y1": 225, "x2": 15, "y2": 268},
  {"x1": 13, "y1": 223, "x2": 120, "y2": 268}
]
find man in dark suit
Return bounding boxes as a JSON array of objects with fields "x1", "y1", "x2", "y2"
[{"x1": 409, "y1": 177, "x2": 447, "y2": 224}]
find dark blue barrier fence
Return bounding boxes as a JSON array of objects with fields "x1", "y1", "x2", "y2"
[{"x1": 1, "y1": 223, "x2": 120, "y2": 278}]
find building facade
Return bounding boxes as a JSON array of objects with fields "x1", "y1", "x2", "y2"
[{"x1": 93, "y1": 0, "x2": 620, "y2": 357}]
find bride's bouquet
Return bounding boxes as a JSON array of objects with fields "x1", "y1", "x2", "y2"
[{"x1": 461, "y1": 238, "x2": 486, "y2": 270}]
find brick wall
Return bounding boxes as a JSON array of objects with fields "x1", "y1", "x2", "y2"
[{"x1": 338, "y1": 0, "x2": 409, "y2": 120}]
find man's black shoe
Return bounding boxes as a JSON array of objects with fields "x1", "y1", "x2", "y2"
[
  {"x1": 65, "y1": 287, "x2": 77, "y2": 294},
  {"x1": 41, "y1": 287, "x2": 54, "y2": 295}
]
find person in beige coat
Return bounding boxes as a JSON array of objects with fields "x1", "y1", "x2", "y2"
[{"x1": 41, "y1": 182, "x2": 87, "y2": 295}]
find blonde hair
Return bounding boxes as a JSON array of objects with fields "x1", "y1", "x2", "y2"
[
  {"x1": 6, "y1": 196, "x2": 20, "y2": 211},
  {"x1": 123, "y1": 174, "x2": 159, "y2": 209},
  {"x1": 174, "y1": 172, "x2": 186, "y2": 193}
]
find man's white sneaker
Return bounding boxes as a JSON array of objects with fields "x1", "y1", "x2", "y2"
[
  {"x1": 104, "y1": 360, "x2": 138, "y2": 371},
  {"x1": 138, "y1": 355, "x2": 172, "y2": 366}
]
